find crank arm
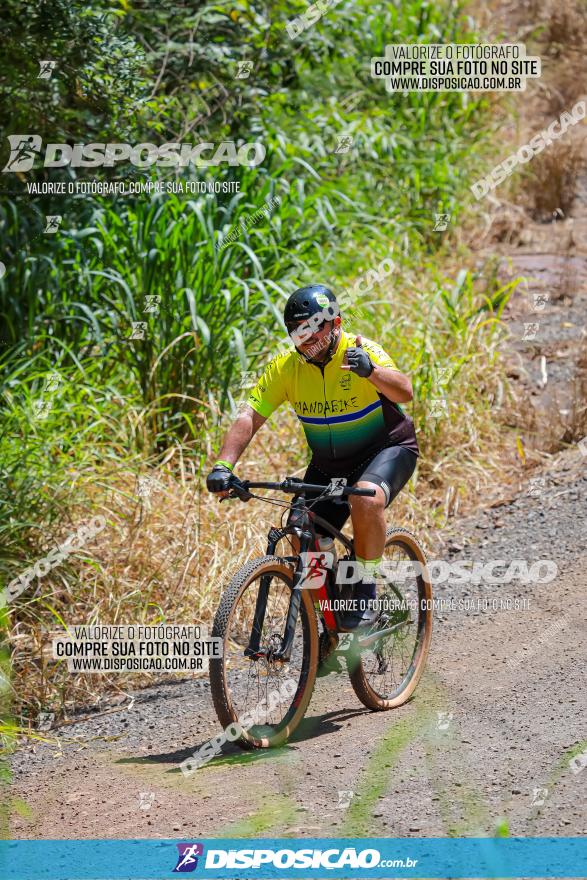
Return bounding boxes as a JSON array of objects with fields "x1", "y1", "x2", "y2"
[{"x1": 357, "y1": 618, "x2": 413, "y2": 650}]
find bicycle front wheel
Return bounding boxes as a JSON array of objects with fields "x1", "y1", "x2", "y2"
[
  {"x1": 347, "y1": 527, "x2": 433, "y2": 710},
  {"x1": 210, "y1": 555, "x2": 319, "y2": 749}
]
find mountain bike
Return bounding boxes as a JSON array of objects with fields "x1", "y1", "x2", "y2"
[{"x1": 209, "y1": 475, "x2": 433, "y2": 750}]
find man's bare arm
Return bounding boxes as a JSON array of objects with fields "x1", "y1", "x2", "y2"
[
  {"x1": 341, "y1": 334, "x2": 413, "y2": 404},
  {"x1": 368, "y1": 366, "x2": 413, "y2": 403},
  {"x1": 216, "y1": 405, "x2": 267, "y2": 468}
]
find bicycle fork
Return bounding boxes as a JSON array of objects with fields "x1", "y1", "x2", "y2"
[{"x1": 244, "y1": 523, "x2": 315, "y2": 663}]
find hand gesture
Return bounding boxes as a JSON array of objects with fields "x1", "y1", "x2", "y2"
[{"x1": 341, "y1": 335, "x2": 373, "y2": 378}]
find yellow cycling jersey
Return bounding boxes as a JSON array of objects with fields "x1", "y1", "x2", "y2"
[{"x1": 246, "y1": 331, "x2": 418, "y2": 473}]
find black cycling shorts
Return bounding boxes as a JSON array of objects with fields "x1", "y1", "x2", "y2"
[{"x1": 288, "y1": 445, "x2": 417, "y2": 537}]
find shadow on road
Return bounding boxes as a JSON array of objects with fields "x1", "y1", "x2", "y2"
[{"x1": 113, "y1": 705, "x2": 369, "y2": 772}]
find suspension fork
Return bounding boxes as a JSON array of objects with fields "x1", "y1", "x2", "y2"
[
  {"x1": 244, "y1": 570, "x2": 272, "y2": 658},
  {"x1": 244, "y1": 523, "x2": 313, "y2": 660}
]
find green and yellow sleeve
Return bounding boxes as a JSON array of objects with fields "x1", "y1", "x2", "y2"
[
  {"x1": 245, "y1": 353, "x2": 289, "y2": 417},
  {"x1": 360, "y1": 337, "x2": 399, "y2": 371}
]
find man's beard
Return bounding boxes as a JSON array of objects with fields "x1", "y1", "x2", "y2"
[{"x1": 297, "y1": 325, "x2": 339, "y2": 363}]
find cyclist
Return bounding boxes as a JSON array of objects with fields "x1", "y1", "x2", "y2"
[{"x1": 206, "y1": 284, "x2": 418, "y2": 629}]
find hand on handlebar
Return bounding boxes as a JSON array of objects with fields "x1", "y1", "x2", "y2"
[
  {"x1": 206, "y1": 465, "x2": 233, "y2": 496},
  {"x1": 206, "y1": 466, "x2": 252, "y2": 502},
  {"x1": 207, "y1": 471, "x2": 375, "y2": 502}
]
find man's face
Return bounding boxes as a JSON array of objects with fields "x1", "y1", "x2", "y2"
[{"x1": 289, "y1": 318, "x2": 334, "y2": 359}]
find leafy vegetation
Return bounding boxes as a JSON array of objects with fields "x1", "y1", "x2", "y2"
[
  {"x1": 0, "y1": 0, "x2": 516, "y2": 720},
  {"x1": 0, "y1": 0, "x2": 147, "y2": 142}
]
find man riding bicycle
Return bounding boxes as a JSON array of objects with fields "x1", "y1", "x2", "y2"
[{"x1": 206, "y1": 284, "x2": 419, "y2": 630}]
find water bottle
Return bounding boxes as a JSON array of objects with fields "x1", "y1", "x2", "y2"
[{"x1": 317, "y1": 535, "x2": 337, "y2": 577}]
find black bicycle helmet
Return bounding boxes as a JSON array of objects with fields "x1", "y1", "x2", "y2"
[{"x1": 283, "y1": 284, "x2": 338, "y2": 331}]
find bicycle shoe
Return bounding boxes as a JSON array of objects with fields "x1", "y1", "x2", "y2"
[
  {"x1": 339, "y1": 577, "x2": 380, "y2": 631},
  {"x1": 338, "y1": 600, "x2": 379, "y2": 631}
]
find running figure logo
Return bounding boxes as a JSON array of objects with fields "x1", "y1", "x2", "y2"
[
  {"x1": 334, "y1": 134, "x2": 354, "y2": 154},
  {"x1": 173, "y1": 843, "x2": 204, "y2": 872},
  {"x1": 235, "y1": 61, "x2": 253, "y2": 79},
  {"x1": 299, "y1": 551, "x2": 334, "y2": 590},
  {"x1": 433, "y1": 213, "x2": 451, "y2": 232},
  {"x1": 130, "y1": 322, "x2": 147, "y2": 340},
  {"x1": 44, "y1": 215, "x2": 62, "y2": 233},
  {"x1": 531, "y1": 293, "x2": 550, "y2": 311},
  {"x1": 143, "y1": 294, "x2": 161, "y2": 314},
  {"x1": 326, "y1": 477, "x2": 347, "y2": 497},
  {"x1": 38, "y1": 60, "x2": 57, "y2": 79},
  {"x1": 530, "y1": 786, "x2": 548, "y2": 807},
  {"x1": 3, "y1": 135, "x2": 42, "y2": 172}
]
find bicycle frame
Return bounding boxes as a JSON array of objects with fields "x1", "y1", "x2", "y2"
[{"x1": 238, "y1": 480, "x2": 368, "y2": 663}]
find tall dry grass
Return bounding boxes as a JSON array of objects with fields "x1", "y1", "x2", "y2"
[{"x1": 3, "y1": 255, "x2": 524, "y2": 727}]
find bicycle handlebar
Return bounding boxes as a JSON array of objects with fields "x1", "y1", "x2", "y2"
[{"x1": 225, "y1": 475, "x2": 376, "y2": 500}]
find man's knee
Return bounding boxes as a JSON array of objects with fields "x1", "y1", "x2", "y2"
[{"x1": 350, "y1": 482, "x2": 386, "y2": 513}]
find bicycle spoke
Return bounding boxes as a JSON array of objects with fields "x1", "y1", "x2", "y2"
[{"x1": 359, "y1": 541, "x2": 421, "y2": 700}]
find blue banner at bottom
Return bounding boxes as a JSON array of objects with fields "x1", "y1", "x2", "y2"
[{"x1": 0, "y1": 837, "x2": 585, "y2": 879}]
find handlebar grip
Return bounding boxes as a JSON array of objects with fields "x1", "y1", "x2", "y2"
[
  {"x1": 346, "y1": 487, "x2": 376, "y2": 497},
  {"x1": 228, "y1": 475, "x2": 252, "y2": 502}
]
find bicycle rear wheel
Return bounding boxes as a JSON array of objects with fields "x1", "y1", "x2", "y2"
[
  {"x1": 347, "y1": 527, "x2": 432, "y2": 710},
  {"x1": 210, "y1": 555, "x2": 319, "y2": 749}
]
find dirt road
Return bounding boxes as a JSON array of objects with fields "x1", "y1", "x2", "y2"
[{"x1": 9, "y1": 450, "x2": 587, "y2": 839}]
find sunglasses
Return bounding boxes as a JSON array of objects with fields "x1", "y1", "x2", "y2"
[{"x1": 286, "y1": 319, "x2": 331, "y2": 340}]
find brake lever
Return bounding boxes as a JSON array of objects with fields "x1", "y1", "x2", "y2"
[
  {"x1": 216, "y1": 475, "x2": 250, "y2": 503},
  {"x1": 227, "y1": 478, "x2": 252, "y2": 502},
  {"x1": 219, "y1": 489, "x2": 250, "y2": 503}
]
